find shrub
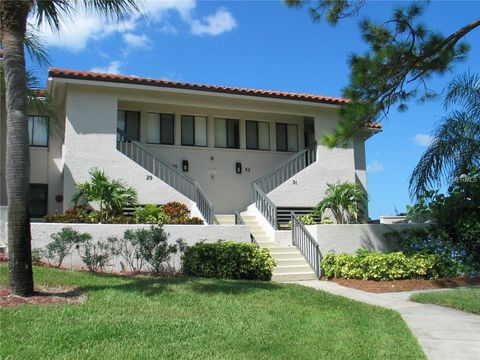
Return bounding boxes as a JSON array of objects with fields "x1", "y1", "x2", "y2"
[
  {"x1": 44, "y1": 206, "x2": 135, "y2": 224},
  {"x1": 182, "y1": 241, "x2": 276, "y2": 281},
  {"x1": 163, "y1": 202, "x2": 190, "y2": 220},
  {"x1": 31, "y1": 248, "x2": 43, "y2": 265},
  {"x1": 321, "y1": 217, "x2": 334, "y2": 224},
  {"x1": 80, "y1": 238, "x2": 116, "y2": 272},
  {"x1": 288, "y1": 214, "x2": 316, "y2": 228},
  {"x1": 133, "y1": 205, "x2": 171, "y2": 224},
  {"x1": 322, "y1": 249, "x2": 457, "y2": 281},
  {"x1": 123, "y1": 226, "x2": 181, "y2": 275},
  {"x1": 42, "y1": 227, "x2": 91, "y2": 267},
  {"x1": 72, "y1": 168, "x2": 138, "y2": 222}
]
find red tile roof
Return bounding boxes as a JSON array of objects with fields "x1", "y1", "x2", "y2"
[
  {"x1": 48, "y1": 67, "x2": 382, "y2": 130},
  {"x1": 48, "y1": 67, "x2": 349, "y2": 105}
]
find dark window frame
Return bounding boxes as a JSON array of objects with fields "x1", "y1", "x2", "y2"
[
  {"x1": 118, "y1": 110, "x2": 140, "y2": 142},
  {"x1": 28, "y1": 115, "x2": 49, "y2": 147},
  {"x1": 146, "y1": 112, "x2": 175, "y2": 145},
  {"x1": 215, "y1": 118, "x2": 240, "y2": 149},
  {"x1": 276, "y1": 122, "x2": 298, "y2": 152},
  {"x1": 29, "y1": 184, "x2": 48, "y2": 218},
  {"x1": 246, "y1": 120, "x2": 270, "y2": 151},
  {"x1": 181, "y1": 115, "x2": 208, "y2": 147}
]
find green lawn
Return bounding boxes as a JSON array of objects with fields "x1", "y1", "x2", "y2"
[
  {"x1": 0, "y1": 265, "x2": 425, "y2": 360},
  {"x1": 411, "y1": 288, "x2": 480, "y2": 315}
]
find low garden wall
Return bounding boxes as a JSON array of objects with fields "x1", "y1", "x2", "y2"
[
  {"x1": 305, "y1": 223, "x2": 425, "y2": 256},
  {"x1": 30, "y1": 223, "x2": 250, "y2": 272}
]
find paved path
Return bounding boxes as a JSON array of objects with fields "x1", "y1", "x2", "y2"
[{"x1": 295, "y1": 281, "x2": 480, "y2": 360}]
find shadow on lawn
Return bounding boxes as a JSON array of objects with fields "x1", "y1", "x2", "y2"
[{"x1": 78, "y1": 273, "x2": 282, "y2": 298}]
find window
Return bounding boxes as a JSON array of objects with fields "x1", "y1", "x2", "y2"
[
  {"x1": 246, "y1": 120, "x2": 270, "y2": 150},
  {"x1": 181, "y1": 115, "x2": 207, "y2": 146},
  {"x1": 29, "y1": 184, "x2": 48, "y2": 218},
  {"x1": 28, "y1": 116, "x2": 48, "y2": 147},
  {"x1": 215, "y1": 118, "x2": 239, "y2": 149},
  {"x1": 117, "y1": 110, "x2": 140, "y2": 141},
  {"x1": 146, "y1": 113, "x2": 174, "y2": 145},
  {"x1": 276, "y1": 123, "x2": 298, "y2": 152}
]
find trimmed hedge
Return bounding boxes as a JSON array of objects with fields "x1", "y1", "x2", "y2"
[
  {"x1": 182, "y1": 241, "x2": 276, "y2": 281},
  {"x1": 322, "y1": 249, "x2": 457, "y2": 281}
]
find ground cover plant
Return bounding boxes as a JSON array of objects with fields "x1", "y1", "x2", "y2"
[
  {"x1": 0, "y1": 265, "x2": 425, "y2": 359},
  {"x1": 410, "y1": 288, "x2": 480, "y2": 315},
  {"x1": 322, "y1": 249, "x2": 457, "y2": 281}
]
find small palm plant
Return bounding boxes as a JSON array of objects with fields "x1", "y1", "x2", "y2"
[
  {"x1": 314, "y1": 182, "x2": 368, "y2": 224},
  {"x1": 72, "y1": 169, "x2": 138, "y2": 222}
]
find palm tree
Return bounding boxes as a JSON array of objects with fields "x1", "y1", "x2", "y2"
[
  {"x1": 72, "y1": 169, "x2": 138, "y2": 222},
  {"x1": 409, "y1": 73, "x2": 480, "y2": 197},
  {"x1": 314, "y1": 182, "x2": 368, "y2": 224},
  {"x1": 0, "y1": 0, "x2": 140, "y2": 296}
]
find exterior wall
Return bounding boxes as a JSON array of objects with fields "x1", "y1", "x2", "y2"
[
  {"x1": 63, "y1": 87, "x2": 193, "y2": 212},
  {"x1": 0, "y1": 96, "x2": 5, "y2": 206},
  {"x1": 29, "y1": 222, "x2": 250, "y2": 271},
  {"x1": 0, "y1": 206, "x2": 7, "y2": 247},
  {"x1": 268, "y1": 108, "x2": 358, "y2": 207},
  {"x1": 122, "y1": 101, "x2": 303, "y2": 213},
  {"x1": 305, "y1": 224, "x2": 425, "y2": 256}
]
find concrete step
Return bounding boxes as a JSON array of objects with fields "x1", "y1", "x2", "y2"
[
  {"x1": 257, "y1": 241, "x2": 275, "y2": 248},
  {"x1": 275, "y1": 258, "x2": 308, "y2": 266},
  {"x1": 214, "y1": 214, "x2": 236, "y2": 225},
  {"x1": 274, "y1": 265, "x2": 313, "y2": 274},
  {"x1": 272, "y1": 272, "x2": 317, "y2": 282},
  {"x1": 271, "y1": 252, "x2": 305, "y2": 260},
  {"x1": 253, "y1": 235, "x2": 270, "y2": 242},
  {"x1": 268, "y1": 247, "x2": 301, "y2": 254}
]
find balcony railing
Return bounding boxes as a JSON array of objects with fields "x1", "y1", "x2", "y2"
[{"x1": 116, "y1": 129, "x2": 213, "y2": 224}]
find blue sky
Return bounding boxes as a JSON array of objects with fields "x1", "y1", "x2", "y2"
[{"x1": 30, "y1": 0, "x2": 480, "y2": 218}]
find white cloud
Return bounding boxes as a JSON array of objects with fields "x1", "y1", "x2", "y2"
[
  {"x1": 90, "y1": 60, "x2": 123, "y2": 74},
  {"x1": 123, "y1": 33, "x2": 150, "y2": 48},
  {"x1": 33, "y1": 0, "x2": 237, "y2": 52},
  {"x1": 190, "y1": 8, "x2": 237, "y2": 36},
  {"x1": 413, "y1": 134, "x2": 434, "y2": 146},
  {"x1": 367, "y1": 160, "x2": 384, "y2": 173}
]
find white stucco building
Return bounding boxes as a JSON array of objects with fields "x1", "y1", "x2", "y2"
[{"x1": 0, "y1": 68, "x2": 381, "y2": 280}]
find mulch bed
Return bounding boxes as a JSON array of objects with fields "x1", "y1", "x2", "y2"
[
  {"x1": 0, "y1": 286, "x2": 86, "y2": 307},
  {"x1": 326, "y1": 277, "x2": 480, "y2": 293}
]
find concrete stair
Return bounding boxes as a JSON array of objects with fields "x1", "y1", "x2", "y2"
[
  {"x1": 214, "y1": 214, "x2": 235, "y2": 225},
  {"x1": 241, "y1": 213, "x2": 317, "y2": 282}
]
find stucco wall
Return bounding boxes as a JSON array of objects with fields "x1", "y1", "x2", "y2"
[
  {"x1": 305, "y1": 223, "x2": 424, "y2": 256},
  {"x1": 0, "y1": 206, "x2": 7, "y2": 247},
  {"x1": 63, "y1": 87, "x2": 194, "y2": 212},
  {"x1": 30, "y1": 223, "x2": 250, "y2": 271}
]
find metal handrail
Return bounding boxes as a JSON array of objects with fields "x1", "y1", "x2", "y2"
[
  {"x1": 291, "y1": 212, "x2": 322, "y2": 279},
  {"x1": 116, "y1": 128, "x2": 214, "y2": 224},
  {"x1": 253, "y1": 142, "x2": 317, "y2": 194},
  {"x1": 253, "y1": 183, "x2": 277, "y2": 230},
  {"x1": 235, "y1": 211, "x2": 259, "y2": 247}
]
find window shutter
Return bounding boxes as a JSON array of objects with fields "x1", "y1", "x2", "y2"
[{"x1": 160, "y1": 114, "x2": 174, "y2": 144}]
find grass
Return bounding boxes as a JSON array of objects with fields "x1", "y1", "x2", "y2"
[
  {"x1": 411, "y1": 288, "x2": 480, "y2": 315},
  {"x1": 0, "y1": 265, "x2": 425, "y2": 359}
]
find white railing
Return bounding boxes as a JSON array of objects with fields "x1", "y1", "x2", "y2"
[
  {"x1": 291, "y1": 212, "x2": 321, "y2": 278},
  {"x1": 116, "y1": 129, "x2": 214, "y2": 224},
  {"x1": 251, "y1": 143, "x2": 317, "y2": 230}
]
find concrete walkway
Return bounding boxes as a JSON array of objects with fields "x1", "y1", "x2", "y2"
[{"x1": 295, "y1": 280, "x2": 480, "y2": 360}]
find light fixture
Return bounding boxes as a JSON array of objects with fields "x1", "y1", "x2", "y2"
[
  {"x1": 182, "y1": 160, "x2": 189, "y2": 172},
  {"x1": 235, "y1": 162, "x2": 242, "y2": 174}
]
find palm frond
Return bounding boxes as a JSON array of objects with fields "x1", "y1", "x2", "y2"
[
  {"x1": 24, "y1": 27, "x2": 51, "y2": 68},
  {"x1": 82, "y1": 0, "x2": 142, "y2": 22},
  {"x1": 33, "y1": 0, "x2": 72, "y2": 31}
]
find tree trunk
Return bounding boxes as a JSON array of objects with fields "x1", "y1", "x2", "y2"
[{"x1": 1, "y1": 0, "x2": 34, "y2": 296}]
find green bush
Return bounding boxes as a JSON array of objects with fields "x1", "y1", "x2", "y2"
[
  {"x1": 133, "y1": 205, "x2": 171, "y2": 225},
  {"x1": 42, "y1": 227, "x2": 92, "y2": 268},
  {"x1": 182, "y1": 241, "x2": 276, "y2": 281},
  {"x1": 322, "y1": 249, "x2": 457, "y2": 281},
  {"x1": 80, "y1": 237, "x2": 117, "y2": 272},
  {"x1": 123, "y1": 226, "x2": 185, "y2": 275}
]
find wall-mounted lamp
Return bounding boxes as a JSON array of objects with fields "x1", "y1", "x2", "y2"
[
  {"x1": 182, "y1": 160, "x2": 189, "y2": 172},
  {"x1": 235, "y1": 162, "x2": 242, "y2": 174}
]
